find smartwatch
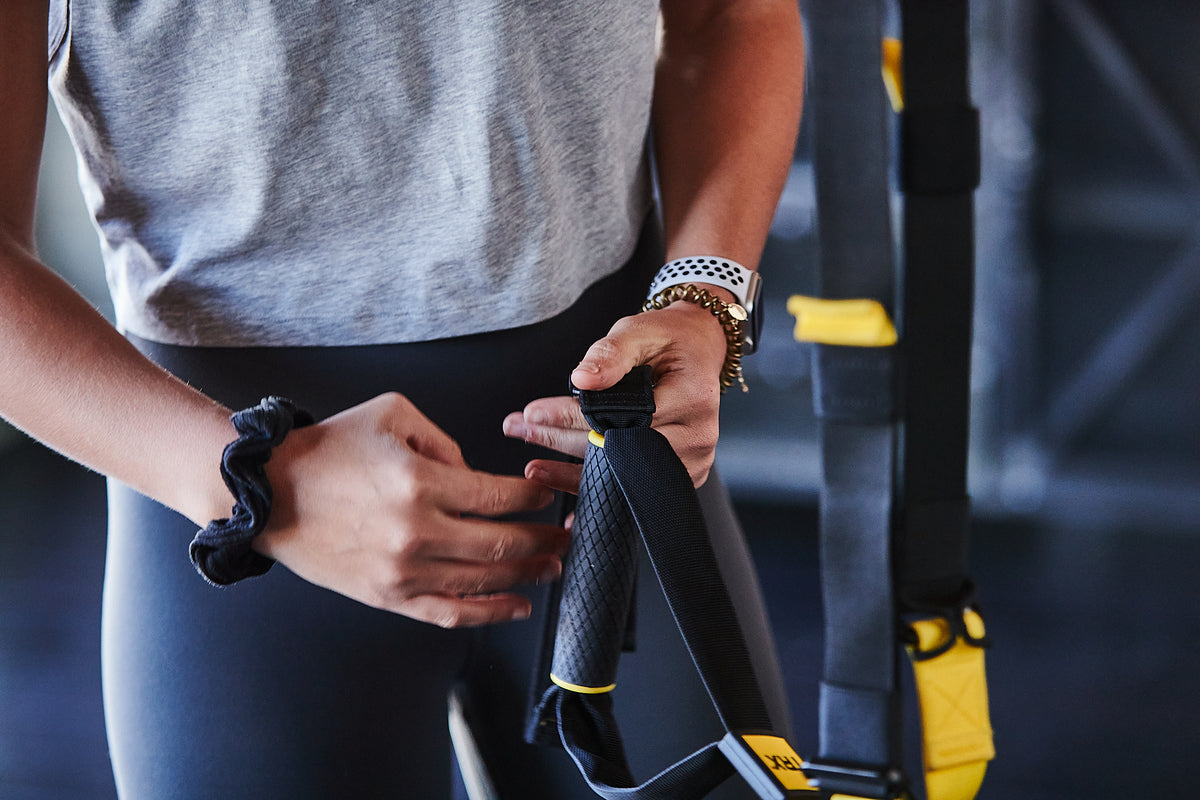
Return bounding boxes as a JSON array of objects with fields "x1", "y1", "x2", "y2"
[{"x1": 647, "y1": 257, "x2": 763, "y2": 353}]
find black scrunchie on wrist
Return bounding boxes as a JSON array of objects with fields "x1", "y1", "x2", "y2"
[{"x1": 190, "y1": 396, "x2": 315, "y2": 586}]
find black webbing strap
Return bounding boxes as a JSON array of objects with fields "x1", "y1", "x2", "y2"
[
  {"x1": 805, "y1": 1, "x2": 904, "y2": 796},
  {"x1": 529, "y1": 367, "x2": 809, "y2": 800},
  {"x1": 896, "y1": 0, "x2": 980, "y2": 614},
  {"x1": 897, "y1": 5, "x2": 993, "y2": 795}
]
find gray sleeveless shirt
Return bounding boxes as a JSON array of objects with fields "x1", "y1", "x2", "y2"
[{"x1": 47, "y1": 1, "x2": 659, "y2": 346}]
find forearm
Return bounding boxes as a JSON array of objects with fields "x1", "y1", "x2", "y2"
[
  {"x1": 1, "y1": 1, "x2": 232, "y2": 526},
  {"x1": 0, "y1": 235, "x2": 234, "y2": 525},
  {"x1": 653, "y1": 0, "x2": 805, "y2": 268}
]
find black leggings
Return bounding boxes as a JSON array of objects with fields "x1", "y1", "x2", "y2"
[{"x1": 101, "y1": 234, "x2": 790, "y2": 799}]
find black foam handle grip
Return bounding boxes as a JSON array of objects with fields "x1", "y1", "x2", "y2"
[{"x1": 550, "y1": 437, "x2": 640, "y2": 691}]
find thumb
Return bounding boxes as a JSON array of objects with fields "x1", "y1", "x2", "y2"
[{"x1": 570, "y1": 321, "x2": 660, "y2": 391}]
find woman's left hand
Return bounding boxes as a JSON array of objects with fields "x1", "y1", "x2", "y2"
[{"x1": 502, "y1": 297, "x2": 730, "y2": 492}]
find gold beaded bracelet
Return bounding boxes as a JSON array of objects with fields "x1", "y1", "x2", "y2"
[{"x1": 642, "y1": 283, "x2": 749, "y2": 394}]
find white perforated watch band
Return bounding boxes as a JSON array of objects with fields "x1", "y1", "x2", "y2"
[{"x1": 646, "y1": 256, "x2": 756, "y2": 307}]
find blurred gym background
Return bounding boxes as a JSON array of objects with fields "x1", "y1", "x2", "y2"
[{"x1": 3, "y1": 1, "x2": 1198, "y2": 797}]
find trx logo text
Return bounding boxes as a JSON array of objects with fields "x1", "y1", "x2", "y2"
[{"x1": 764, "y1": 753, "x2": 805, "y2": 773}]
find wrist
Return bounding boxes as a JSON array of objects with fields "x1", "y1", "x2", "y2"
[
  {"x1": 646, "y1": 256, "x2": 762, "y2": 354},
  {"x1": 691, "y1": 282, "x2": 738, "y2": 306},
  {"x1": 174, "y1": 406, "x2": 241, "y2": 527},
  {"x1": 643, "y1": 284, "x2": 749, "y2": 393},
  {"x1": 190, "y1": 397, "x2": 314, "y2": 586}
]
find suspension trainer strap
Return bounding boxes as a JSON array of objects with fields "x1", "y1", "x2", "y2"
[
  {"x1": 529, "y1": 367, "x2": 815, "y2": 800},
  {"x1": 802, "y1": 1, "x2": 904, "y2": 796},
  {"x1": 897, "y1": 2, "x2": 994, "y2": 797},
  {"x1": 797, "y1": 1, "x2": 993, "y2": 799},
  {"x1": 897, "y1": 0, "x2": 979, "y2": 610}
]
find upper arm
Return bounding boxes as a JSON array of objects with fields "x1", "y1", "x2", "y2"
[{"x1": 1, "y1": 0, "x2": 52, "y2": 247}]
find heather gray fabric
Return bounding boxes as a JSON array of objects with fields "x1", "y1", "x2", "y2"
[{"x1": 47, "y1": 0, "x2": 658, "y2": 346}]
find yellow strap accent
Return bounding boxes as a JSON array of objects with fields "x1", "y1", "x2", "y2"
[
  {"x1": 787, "y1": 295, "x2": 898, "y2": 347},
  {"x1": 882, "y1": 37, "x2": 904, "y2": 112},
  {"x1": 739, "y1": 735, "x2": 816, "y2": 791},
  {"x1": 907, "y1": 610, "x2": 994, "y2": 800},
  {"x1": 550, "y1": 673, "x2": 616, "y2": 695},
  {"x1": 587, "y1": 429, "x2": 606, "y2": 448},
  {"x1": 925, "y1": 761, "x2": 989, "y2": 800}
]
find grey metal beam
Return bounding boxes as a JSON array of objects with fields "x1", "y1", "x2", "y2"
[
  {"x1": 1051, "y1": 0, "x2": 1200, "y2": 185},
  {"x1": 1044, "y1": 232, "x2": 1200, "y2": 452},
  {"x1": 1042, "y1": 0, "x2": 1200, "y2": 454}
]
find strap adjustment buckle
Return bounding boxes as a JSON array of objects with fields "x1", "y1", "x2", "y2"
[
  {"x1": 903, "y1": 608, "x2": 995, "y2": 797},
  {"x1": 903, "y1": 585, "x2": 991, "y2": 663},
  {"x1": 800, "y1": 757, "x2": 908, "y2": 799},
  {"x1": 718, "y1": 731, "x2": 818, "y2": 799}
]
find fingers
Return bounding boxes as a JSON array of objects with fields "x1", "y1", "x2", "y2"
[
  {"x1": 372, "y1": 521, "x2": 567, "y2": 628},
  {"x1": 569, "y1": 307, "x2": 728, "y2": 487},
  {"x1": 348, "y1": 509, "x2": 567, "y2": 627},
  {"x1": 501, "y1": 396, "x2": 590, "y2": 459},
  {"x1": 524, "y1": 458, "x2": 583, "y2": 494},
  {"x1": 400, "y1": 592, "x2": 537, "y2": 629},
  {"x1": 265, "y1": 392, "x2": 585, "y2": 630},
  {"x1": 418, "y1": 458, "x2": 554, "y2": 520},
  {"x1": 430, "y1": 514, "x2": 570, "y2": 564},
  {"x1": 423, "y1": 552, "x2": 563, "y2": 597}
]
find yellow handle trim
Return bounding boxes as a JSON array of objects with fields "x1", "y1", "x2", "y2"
[
  {"x1": 882, "y1": 37, "x2": 904, "y2": 112},
  {"x1": 588, "y1": 429, "x2": 606, "y2": 448},
  {"x1": 550, "y1": 673, "x2": 616, "y2": 695},
  {"x1": 787, "y1": 295, "x2": 898, "y2": 347}
]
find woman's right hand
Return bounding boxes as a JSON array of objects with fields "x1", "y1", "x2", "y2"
[{"x1": 255, "y1": 392, "x2": 569, "y2": 628}]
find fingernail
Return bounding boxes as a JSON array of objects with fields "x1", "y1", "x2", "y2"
[
  {"x1": 511, "y1": 605, "x2": 532, "y2": 621},
  {"x1": 503, "y1": 418, "x2": 528, "y2": 438},
  {"x1": 525, "y1": 409, "x2": 548, "y2": 425},
  {"x1": 538, "y1": 561, "x2": 562, "y2": 584},
  {"x1": 573, "y1": 361, "x2": 600, "y2": 375}
]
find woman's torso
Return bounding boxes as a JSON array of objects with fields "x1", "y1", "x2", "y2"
[{"x1": 48, "y1": 0, "x2": 660, "y2": 347}]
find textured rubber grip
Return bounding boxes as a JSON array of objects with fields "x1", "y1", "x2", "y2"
[{"x1": 550, "y1": 438, "x2": 640, "y2": 692}]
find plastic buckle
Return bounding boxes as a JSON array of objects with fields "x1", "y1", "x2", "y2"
[
  {"x1": 718, "y1": 731, "x2": 819, "y2": 799},
  {"x1": 903, "y1": 585, "x2": 991, "y2": 663},
  {"x1": 800, "y1": 758, "x2": 909, "y2": 799}
]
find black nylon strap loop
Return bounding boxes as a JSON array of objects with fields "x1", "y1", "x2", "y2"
[
  {"x1": 604, "y1": 426, "x2": 772, "y2": 733},
  {"x1": 575, "y1": 364, "x2": 656, "y2": 433}
]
